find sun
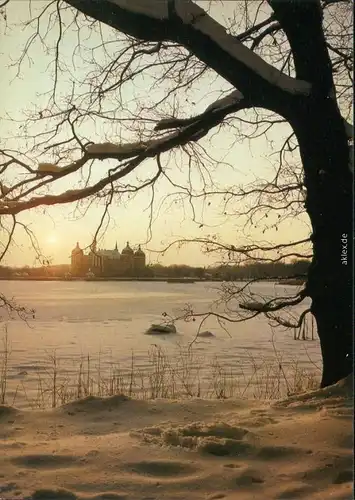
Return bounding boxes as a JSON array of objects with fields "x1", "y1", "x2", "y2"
[{"x1": 47, "y1": 233, "x2": 58, "y2": 245}]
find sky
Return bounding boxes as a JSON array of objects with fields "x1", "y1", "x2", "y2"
[{"x1": 0, "y1": 1, "x2": 310, "y2": 268}]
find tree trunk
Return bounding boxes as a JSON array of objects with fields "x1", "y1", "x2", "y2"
[{"x1": 291, "y1": 96, "x2": 353, "y2": 388}]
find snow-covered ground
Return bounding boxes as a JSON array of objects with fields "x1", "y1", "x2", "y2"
[{"x1": 0, "y1": 376, "x2": 352, "y2": 499}]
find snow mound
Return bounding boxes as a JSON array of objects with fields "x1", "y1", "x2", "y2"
[
  {"x1": 145, "y1": 323, "x2": 177, "y2": 334},
  {"x1": 197, "y1": 330, "x2": 215, "y2": 338},
  {"x1": 132, "y1": 421, "x2": 255, "y2": 456},
  {"x1": 272, "y1": 375, "x2": 353, "y2": 410}
]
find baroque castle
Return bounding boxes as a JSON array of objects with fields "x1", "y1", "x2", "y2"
[{"x1": 71, "y1": 241, "x2": 146, "y2": 277}]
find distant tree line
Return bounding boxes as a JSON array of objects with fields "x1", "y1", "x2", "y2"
[
  {"x1": 0, "y1": 259, "x2": 310, "y2": 281},
  {"x1": 146, "y1": 259, "x2": 310, "y2": 280}
]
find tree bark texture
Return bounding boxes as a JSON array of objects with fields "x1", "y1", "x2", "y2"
[{"x1": 291, "y1": 96, "x2": 353, "y2": 387}]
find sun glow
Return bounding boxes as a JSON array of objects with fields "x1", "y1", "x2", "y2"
[{"x1": 46, "y1": 233, "x2": 58, "y2": 245}]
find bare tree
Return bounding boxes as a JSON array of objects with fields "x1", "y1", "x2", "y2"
[{"x1": 0, "y1": 0, "x2": 353, "y2": 387}]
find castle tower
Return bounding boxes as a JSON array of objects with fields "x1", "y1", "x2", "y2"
[
  {"x1": 134, "y1": 245, "x2": 146, "y2": 274},
  {"x1": 71, "y1": 242, "x2": 85, "y2": 276},
  {"x1": 120, "y1": 241, "x2": 134, "y2": 273}
]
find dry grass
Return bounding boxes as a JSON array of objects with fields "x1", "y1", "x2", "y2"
[
  {"x1": 0, "y1": 327, "x2": 10, "y2": 404},
  {"x1": 0, "y1": 332, "x2": 321, "y2": 410}
]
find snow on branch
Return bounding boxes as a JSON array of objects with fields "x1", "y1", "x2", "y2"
[
  {"x1": 85, "y1": 141, "x2": 148, "y2": 158},
  {"x1": 37, "y1": 163, "x2": 63, "y2": 174},
  {"x1": 155, "y1": 90, "x2": 245, "y2": 132},
  {"x1": 205, "y1": 90, "x2": 244, "y2": 112},
  {"x1": 240, "y1": 301, "x2": 266, "y2": 312},
  {"x1": 65, "y1": 0, "x2": 170, "y2": 41},
  {"x1": 240, "y1": 291, "x2": 307, "y2": 313},
  {"x1": 85, "y1": 93, "x2": 250, "y2": 160}
]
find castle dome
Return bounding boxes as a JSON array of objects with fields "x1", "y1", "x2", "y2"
[
  {"x1": 71, "y1": 242, "x2": 83, "y2": 255},
  {"x1": 121, "y1": 241, "x2": 134, "y2": 255},
  {"x1": 134, "y1": 245, "x2": 145, "y2": 257}
]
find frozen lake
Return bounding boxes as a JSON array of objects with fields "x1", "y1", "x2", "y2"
[{"x1": 0, "y1": 280, "x2": 321, "y2": 407}]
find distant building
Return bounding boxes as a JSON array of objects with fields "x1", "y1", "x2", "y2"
[
  {"x1": 70, "y1": 241, "x2": 146, "y2": 277},
  {"x1": 71, "y1": 242, "x2": 86, "y2": 276}
]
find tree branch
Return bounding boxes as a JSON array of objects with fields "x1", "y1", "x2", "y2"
[
  {"x1": 64, "y1": 0, "x2": 311, "y2": 116},
  {"x1": 0, "y1": 100, "x2": 254, "y2": 215},
  {"x1": 240, "y1": 290, "x2": 307, "y2": 313},
  {"x1": 154, "y1": 90, "x2": 245, "y2": 131}
]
